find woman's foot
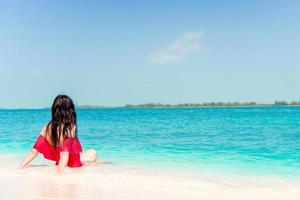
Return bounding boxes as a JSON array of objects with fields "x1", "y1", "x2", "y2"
[{"x1": 81, "y1": 149, "x2": 97, "y2": 164}]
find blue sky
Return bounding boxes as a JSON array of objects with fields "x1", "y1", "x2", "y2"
[{"x1": 0, "y1": 0, "x2": 299, "y2": 108}]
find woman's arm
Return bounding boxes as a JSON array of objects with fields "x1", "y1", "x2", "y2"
[
  {"x1": 18, "y1": 148, "x2": 39, "y2": 169},
  {"x1": 18, "y1": 124, "x2": 47, "y2": 169},
  {"x1": 58, "y1": 151, "x2": 69, "y2": 174}
]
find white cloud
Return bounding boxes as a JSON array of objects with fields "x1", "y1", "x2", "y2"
[{"x1": 148, "y1": 31, "x2": 205, "y2": 64}]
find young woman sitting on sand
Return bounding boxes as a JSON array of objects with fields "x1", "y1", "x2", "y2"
[{"x1": 18, "y1": 95, "x2": 97, "y2": 173}]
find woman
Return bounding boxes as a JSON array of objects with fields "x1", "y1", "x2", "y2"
[{"x1": 18, "y1": 95, "x2": 97, "y2": 173}]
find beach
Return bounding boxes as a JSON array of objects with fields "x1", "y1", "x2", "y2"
[
  {"x1": 1, "y1": 107, "x2": 300, "y2": 199},
  {"x1": 1, "y1": 154, "x2": 300, "y2": 200},
  {"x1": 1, "y1": 0, "x2": 300, "y2": 198}
]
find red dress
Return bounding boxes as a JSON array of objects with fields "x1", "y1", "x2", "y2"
[{"x1": 33, "y1": 135, "x2": 83, "y2": 167}]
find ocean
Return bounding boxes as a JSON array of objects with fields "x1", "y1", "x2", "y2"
[{"x1": 1, "y1": 107, "x2": 300, "y2": 177}]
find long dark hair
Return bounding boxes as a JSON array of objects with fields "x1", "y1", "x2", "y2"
[{"x1": 47, "y1": 95, "x2": 77, "y2": 147}]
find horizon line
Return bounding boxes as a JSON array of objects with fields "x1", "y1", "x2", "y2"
[{"x1": 1, "y1": 100, "x2": 299, "y2": 110}]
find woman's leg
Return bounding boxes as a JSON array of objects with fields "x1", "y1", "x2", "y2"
[{"x1": 81, "y1": 149, "x2": 97, "y2": 164}]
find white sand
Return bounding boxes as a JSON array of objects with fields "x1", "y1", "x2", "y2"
[{"x1": 1, "y1": 155, "x2": 300, "y2": 200}]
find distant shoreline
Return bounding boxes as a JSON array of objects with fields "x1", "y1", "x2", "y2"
[
  {"x1": 76, "y1": 101, "x2": 300, "y2": 109},
  {"x1": 1, "y1": 101, "x2": 300, "y2": 110},
  {"x1": 79, "y1": 101, "x2": 300, "y2": 109}
]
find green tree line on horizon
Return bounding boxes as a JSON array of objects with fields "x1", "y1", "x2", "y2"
[{"x1": 124, "y1": 101, "x2": 300, "y2": 108}]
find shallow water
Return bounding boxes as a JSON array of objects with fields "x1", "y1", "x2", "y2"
[{"x1": 1, "y1": 107, "x2": 300, "y2": 177}]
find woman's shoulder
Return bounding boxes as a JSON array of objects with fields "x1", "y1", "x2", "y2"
[
  {"x1": 66, "y1": 125, "x2": 77, "y2": 138},
  {"x1": 64, "y1": 135, "x2": 80, "y2": 143},
  {"x1": 40, "y1": 123, "x2": 51, "y2": 137}
]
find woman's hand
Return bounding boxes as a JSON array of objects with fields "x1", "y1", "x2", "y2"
[{"x1": 18, "y1": 148, "x2": 39, "y2": 169}]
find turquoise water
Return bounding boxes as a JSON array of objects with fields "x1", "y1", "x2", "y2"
[{"x1": 1, "y1": 107, "x2": 300, "y2": 176}]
